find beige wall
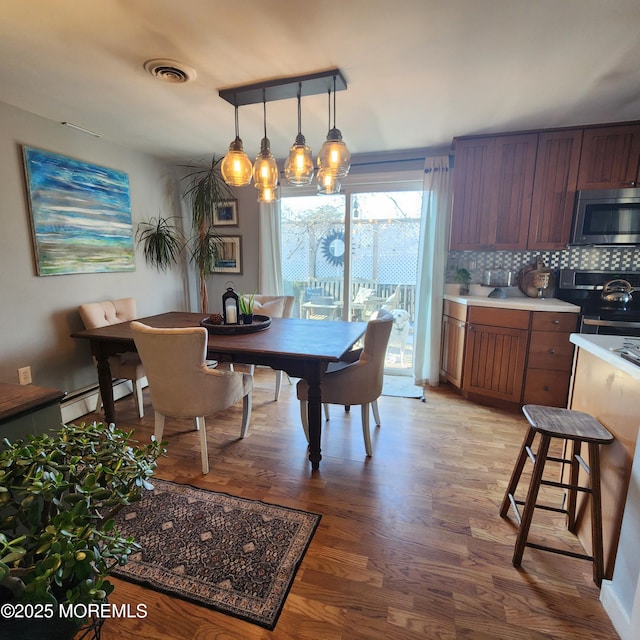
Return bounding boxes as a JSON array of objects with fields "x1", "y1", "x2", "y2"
[{"x1": 0, "y1": 101, "x2": 189, "y2": 394}]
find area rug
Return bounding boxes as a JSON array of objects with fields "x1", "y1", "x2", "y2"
[
  {"x1": 112, "y1": 479, "x2": 321, "y2": 630},
  {"x1": 382, "y1": 374, "x2": 424, "y2": 398}
]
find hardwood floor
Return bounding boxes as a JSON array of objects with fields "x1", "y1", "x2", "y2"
[{"x1": 86, "y1": 369, "x2": 619, "y2": 639}]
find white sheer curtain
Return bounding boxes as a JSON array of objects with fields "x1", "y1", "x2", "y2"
[
  {"x1": 412, "y1": 155, "x2": 453, "y2": 387},
  {"x1": 258, "y1": 200, "x2": 284, "y2": 294}
]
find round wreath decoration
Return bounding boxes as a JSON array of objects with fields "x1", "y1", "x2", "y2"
[{"x1": 321, "y1": 230, "x2": 345, "y2": 266}]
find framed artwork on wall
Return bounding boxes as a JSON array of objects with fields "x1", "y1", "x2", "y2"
[
  {"x1": 214, "y1": 235, "x2": 242, "y2": 274},
  {"x1": 22, "y1": 146, "x2": 135, "y2": 276},
  {"x1": 213, "y1": 199, "x2": 238, "y2": 226}
]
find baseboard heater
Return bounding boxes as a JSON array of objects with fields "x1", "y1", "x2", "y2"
[{"x1": 60, "y1": 379, "x2": 133, "y2": 423}]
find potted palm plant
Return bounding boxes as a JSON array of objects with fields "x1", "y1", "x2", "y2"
[
  {"x1": 136, "y1": 155, "x2": 234, "y2": 314},
  {"x1": 0, "y1": 421, "x2": 164, "y2": 639}
]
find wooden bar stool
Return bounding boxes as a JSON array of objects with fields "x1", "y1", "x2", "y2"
[{"x1": 499, "y1": 404, "x2": 614, "y2": 585}]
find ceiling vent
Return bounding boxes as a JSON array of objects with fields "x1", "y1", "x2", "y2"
[{"x1": 144, "y1": 59, "x2": 196, "y2": 84}]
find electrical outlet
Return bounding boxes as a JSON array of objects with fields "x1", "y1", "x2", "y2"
[{"x1": 18, "y1": 366, "x2": 32, "y2": 385}]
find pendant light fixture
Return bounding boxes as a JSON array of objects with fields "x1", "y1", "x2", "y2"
[
  {"x1": 252, "y1": 93, "x2": 279, "y2": 202},
  {"x1": 221, "y1": 103, "x2": 253, "y2": 186},
  {"x1": 218, "y1": 69, "x2": 348, "y2": 198},
  {"x1": 284, "y1": 83, "x2": 314, "y2": 186},
  {"x1": 317, "y1": 76, "x2": 351, "y2": 178}
]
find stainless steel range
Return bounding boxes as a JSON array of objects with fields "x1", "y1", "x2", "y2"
[{"x1": 556, "y1": 269, "x2": 640, "y2": 337}]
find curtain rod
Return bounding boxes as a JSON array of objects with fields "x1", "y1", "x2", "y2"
[{"x1": 351, "y1": 154, "x2": 453, "y2": 169}]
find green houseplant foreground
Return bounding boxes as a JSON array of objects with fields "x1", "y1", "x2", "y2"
[{"x1": 0, "y1": 422, "x2": 164, "y2": 638}]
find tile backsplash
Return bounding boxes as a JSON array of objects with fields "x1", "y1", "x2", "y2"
[{"x1": 447, "y1": 246, "x2": 639, "y2": 283}]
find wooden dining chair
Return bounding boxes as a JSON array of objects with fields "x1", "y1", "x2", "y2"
[{"x1": 130, "y1": 321, "x2": 253, "y2": 475}]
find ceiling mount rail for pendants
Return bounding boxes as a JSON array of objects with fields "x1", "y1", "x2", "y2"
[{"x1": 218, "y1": 68, "x2": 347, "y2": 107}]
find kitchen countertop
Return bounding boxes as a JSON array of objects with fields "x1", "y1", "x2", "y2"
[
  {"x1": 569, "y1": 334, "x2": 640, "y2": 380},
  {"x1": 444, "y1": 292, "x2": 580, "y2": 313}
]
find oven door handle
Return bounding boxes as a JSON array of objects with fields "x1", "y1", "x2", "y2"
[{"x1": 582, "y1": 318, "x2": 640, "y2": 329}]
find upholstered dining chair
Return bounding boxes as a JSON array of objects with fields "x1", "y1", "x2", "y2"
[
  {"x1": 247, "y1": 294, "x2": 295, "y2": 401},
  {"x1": 296, "y1": 315, "x2": 393, "y2": 456},
  {"x1": 130, "y1": 321, "x2": 253, "y2": 475},
  {"x1": 78, "y1": 297, "x2": 146, "y2": 419}
]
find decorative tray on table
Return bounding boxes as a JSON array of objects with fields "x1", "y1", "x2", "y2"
[{"x1": 200, "y1": 314, "x2": 271, "y2": 334}]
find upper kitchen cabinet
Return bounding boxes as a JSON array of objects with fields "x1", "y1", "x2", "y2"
[
  {"x1": 450, "y1": 134, "x2": 537, "y2": 250},
  {"x1": 450, "y1": 137, "x2": 495, "y2": 250},
  {"x1": 577, "y1": 124, "x2": 640, "y2": 189},
  {"x1": 528, "y1": 130, "x2": 582, "y2": 250}
]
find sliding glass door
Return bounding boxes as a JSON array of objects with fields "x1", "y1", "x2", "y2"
[
  {"x1": 281, "y1": 184, "x2": 422, "y2": 374},
  {"x1": 281, "y1": 194, "x2": 346, "y2": 321}
]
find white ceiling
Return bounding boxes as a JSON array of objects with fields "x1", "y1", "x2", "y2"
[{"x1": 2, "y1": 0, "x2": 640, "y2": 163}]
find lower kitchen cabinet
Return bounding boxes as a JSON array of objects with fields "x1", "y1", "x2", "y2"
[
  {"x1": 440, "y1": 300, "x2": 466, "y2": 388},
  {"x1": 440, "y1": 303, "x2": 578, "y2": 408},
  {"x1": 463, "y1": 307, "x2": 529, "y2": 404},
  {"x1": 522, "y1": 312, "x2": 577, "y2": 406}
]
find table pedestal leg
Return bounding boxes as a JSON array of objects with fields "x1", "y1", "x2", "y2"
[
  {"x1": 305, "y1": 365, "x2": 323, "y2": 470},
  {"x1": 95, "y1": 354, "x2": 115, "y2": 424}
]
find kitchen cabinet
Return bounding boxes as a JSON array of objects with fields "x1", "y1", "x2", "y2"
[
  {"x1": 522, "y1": 311, "x2": 577, "y2": 406},
  {"x1": 449, "y1": 137, "x2": 494, "y2": 250},
  {"x1": 463, "y1": 306, "x2": 529, "y2": 404},
  {"x1": 527, "y1": 130, "x2": 582, "y2": 250},
  {"x1": 450, "y1": 134, "x2": 537, "y2": 250},
  {"x1": 440, "y1": 300, "x2": 578, "y2": 408},
  {"x1": 440, "y1": 300, "x2": 466, "y2": 388},
  {"x1": 577, "y1": 124, "x2": 640, "y2": 189},
  {"x1": 450, "y1": 119, "x2": 640, "y2": 251},
  {"x1": 568, "y1": 335, "x2": 640, "y2": 580}
]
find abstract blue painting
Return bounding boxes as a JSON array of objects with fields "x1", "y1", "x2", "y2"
[{"x1": 23, "y1": 146, "x2": 135, "y2": 276}]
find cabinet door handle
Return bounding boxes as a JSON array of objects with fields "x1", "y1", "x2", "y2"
[
  {"x1": 468, "y1": 325, "x2": 474, "y2": 332},
  {"x1": 548, "y1": 348, "x2": 556, "y2": 355},
  {"x1": 544, "y1": 385, "x2": 551, "y2": 391},
  {"x1": 552, "y1": 319, "x2": 560, "y2": 324},
  {"x1": 458, "y1": 322, "x2": 465, "y2": 328}
]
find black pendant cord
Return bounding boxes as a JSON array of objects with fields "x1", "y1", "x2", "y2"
[
  {"x1": 332, "y1": 75, "x2": 337, "y2": 129},
  {"x1": 234, "y1": 103, "x2": 240, "y2": 138},
  {"x1": 297, "y1": 83, "x2": 302, "y2": 136},
  {"x1": 262, "y1": 89, "x2": 267, "y2": 139}
]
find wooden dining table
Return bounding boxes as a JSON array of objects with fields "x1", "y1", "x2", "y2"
[{"x1": 71, "y1": 312, "x2": 367, "y2": 470}]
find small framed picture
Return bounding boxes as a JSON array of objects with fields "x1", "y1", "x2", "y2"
[
  {"x1": 213, "y1": 199, "x2": 238, "y2": 226},
  {"x1": 214, "y1": 236, "x2": 242, "y2": 274}
]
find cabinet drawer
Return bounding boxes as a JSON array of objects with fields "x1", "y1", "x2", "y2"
[
  {"x1": 530, "y1": 311, "x2": 578, "y2": 332},
  {"x1": 523, "y1": 369, "x2": 572, "y2": 407},
  {"x1": 527, "y1": 331, "x2": 575, "y2": 370},
  {"x1": 468, "y1": 306, "x2": 529, "y2": 329},
  {"x1": 443, "y1": 300, "x2": 467, "y2": 322}
]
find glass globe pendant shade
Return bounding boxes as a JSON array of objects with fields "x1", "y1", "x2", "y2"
[
  {"x1": 317, "y1": 168, "x2": 341, "y2": 195},
  {"x1": 221, "y1": 137, "x2": 253, "y2": 186},
  {"x1": 253, "y1": 95, "x2": 279, "y2": 194},
  {"x1": 317, "y1": 127, "x2": 351, "y2": 178},
  {"x1": 284, "y1": 133, "x2": 314, "y2": 185},
  {"x1": 253, "y1": 137, "x2": 279, "y2": 191},
  {"x1": 257, "y1": 184, "x2": 278, "y2": 203}
]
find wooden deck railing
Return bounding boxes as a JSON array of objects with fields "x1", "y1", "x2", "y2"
[{"x1": 298, "y1": 278, "x2": 416, "y2": 320}]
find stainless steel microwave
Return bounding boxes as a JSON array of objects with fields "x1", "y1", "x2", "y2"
[{"x1": 571, "y1": 188, "x2": 640, "y2": 245}]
